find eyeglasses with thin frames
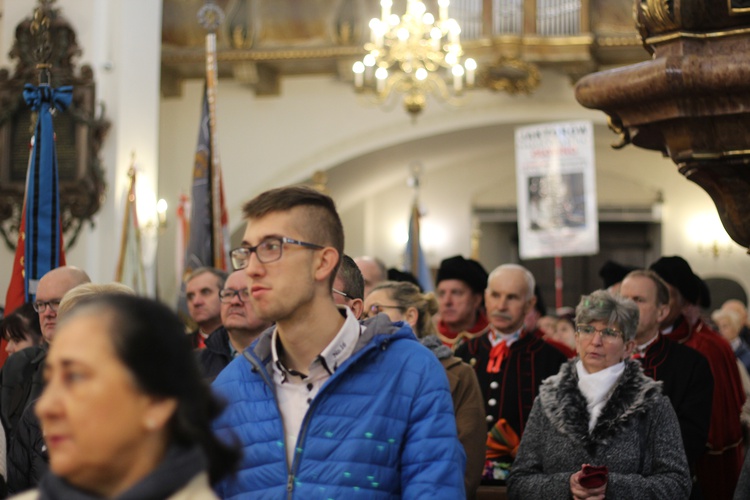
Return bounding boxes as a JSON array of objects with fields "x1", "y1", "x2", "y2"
[
  {"x1": 332, "y1": 288, "x2": 354, "y2": 301},
  {"x1": 367, "y1": 304, "x2": 406, "y2": 318},
  {"x1": 219, "y1": 288, "x2": 250, "y2": 303},
  {"x1": 230, "y1": 236, "x2": 324, "y2": 270},
  {"x1": 33, "y1": 300, "x2": 61, "y2": 313},
  {"x1": 575, "y1": 324, "x2": 623, "y2": 343}
]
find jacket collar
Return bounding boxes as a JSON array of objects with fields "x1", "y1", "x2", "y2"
[
  {"x1": 538, "y1": 359, "x2": 662, "y2": 453},
  {"x1": 250, "y1": 312, "x2": 416, "y2": 370}
]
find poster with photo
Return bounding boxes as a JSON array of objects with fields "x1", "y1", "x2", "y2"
[{"x1": 515, "y1": 121, "x2": 598, "y2": 259}]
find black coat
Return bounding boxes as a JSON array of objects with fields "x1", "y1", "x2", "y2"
[
  {"x1": 0, "y1": 346, "x2": 45, "y2": 439},
  {"x1": 7, "y1": 400, "x2": 46, "y2": 494},
  {"x1": 196, "y1": 327, "x2": 233, "y2": 382},
  {"x1": 636, "y1": 334, "x2": 714, "y2": 468},
  {"x1": 456, "y1": 331, "x2": 567, "y2": 437}
]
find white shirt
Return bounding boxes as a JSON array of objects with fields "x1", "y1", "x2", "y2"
[
  {"x1": 271, "y1": 307, "x2": 362, "y2": 468},
  {"x1": 634, "y1": 333, "x2": 659, "y2": 356},
  {"x1": 488, "y1": 327, "x2": 522, "y2": 348}
]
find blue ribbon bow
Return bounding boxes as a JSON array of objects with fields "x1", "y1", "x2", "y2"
[{"x1": 22, "y1": 84, "x2": 73, "y2": 301}]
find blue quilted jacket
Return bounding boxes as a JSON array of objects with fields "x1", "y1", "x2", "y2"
[{"x1": 212, "y1": 314, "x2": 466, "y2": 499}]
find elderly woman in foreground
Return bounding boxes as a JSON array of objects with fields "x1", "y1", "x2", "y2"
[
  {"x1": 507, "y1": 290, "x2": 690, "y2": 499},
  {"x1": 12, "y1": 294, "x2": 239, "y2": 499}
]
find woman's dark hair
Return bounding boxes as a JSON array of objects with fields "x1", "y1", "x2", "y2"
[
  {"x1": 1, "y1": 302, "x2": 42, "y2": 344},
  {"x1": 63, "y1": 294, "x2": 240, "y2": 483}
]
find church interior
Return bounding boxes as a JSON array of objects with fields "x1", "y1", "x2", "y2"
[{"x1": 1, "y1": 0, "x2": 749, "y2": 313}]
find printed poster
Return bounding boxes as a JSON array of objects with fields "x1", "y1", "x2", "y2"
[{"x1": 515, "y1": 121, "x2": 598, "y2": 260}]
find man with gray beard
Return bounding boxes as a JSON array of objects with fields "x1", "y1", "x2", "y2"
[{"x1": 456, "y1": 264, "x2": 566, "y2": 482}]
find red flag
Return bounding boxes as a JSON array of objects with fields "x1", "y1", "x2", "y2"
[{"x1": 3, "y1": 204, "x2": 66, "y2": 366}]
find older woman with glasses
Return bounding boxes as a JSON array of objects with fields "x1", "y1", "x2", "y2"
[
  {"x1": 364, "y1": 281, "x2": 486, "y2": 499},
  {"x1": 507, "y1": 289, "x2": 691, "y2": 500}
]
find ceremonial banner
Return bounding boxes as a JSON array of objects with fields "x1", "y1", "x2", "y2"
[
  {"x1": 3, "y1": 84, "x2": 71, "y2": 366},
  {"x1": 115, "y1": 168, "x2": 147, "y2": 295},
  {"x1": 515, "y1": 121, "x2": 598, "y2": 260},
  {"x1": 176, "y1": 86, "x2": 230, "y2": 318},
  {"x1": 5, "y1": 85, "x2": 71, "y2": 313},
  {"x1": 403, "y1": 200, "x2": 434, "y2": 292}
]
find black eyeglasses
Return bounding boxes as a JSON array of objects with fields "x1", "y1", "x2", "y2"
[
  {"x1": 33, "y1": 299, "x2": 61, "y2": 313},
  {"x1": 219, "y1": 288, "x2": 250, "y2": 303},
  {"x1": 230, "y1": 236, "x2": 324, "y2": 270},
  {"x1": 575, "y1": 324, "x2": 623, "y2": 343},
  {"x1": 367, "y1": 304, "x2": 406, "y2": 317},
  {"x1": 332, "y1": 288, "x2": 354, "y2": 301}
]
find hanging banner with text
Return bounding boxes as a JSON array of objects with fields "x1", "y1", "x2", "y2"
[{"x1": 515, "y1": 121, "x2": 599, "y2": 260}]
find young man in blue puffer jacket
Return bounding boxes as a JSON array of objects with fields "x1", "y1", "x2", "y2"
[{"x1": 212, "y1": 186, "x2": 466, "y2": 499}]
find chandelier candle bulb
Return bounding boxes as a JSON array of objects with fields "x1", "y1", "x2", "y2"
[
  {"x1": 353, "y1": 62, "x2": 365, "y2": 88},
  {"x1": 465, "y1": 58, "x2": 476, "y2": 86},
  {"x1": 452, "y1": 65, "x2": 464, "y2": 92},
  {"x1": 381, "y1": 0, "x2": 392, "y2": 21},
  {"x1": 376, "y1": 67, "x2": 388, "y2": 92},
  {"x1": 439, "y1": 0, "x2": 449, "y2": 22}
]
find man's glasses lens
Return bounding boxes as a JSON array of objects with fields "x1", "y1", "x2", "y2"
[
  {"x1": 220, "y1": 289, "x2": 249, "y2": 303},
  {"x1": 33, "y1": 300, "x2": 61, "y2": 313},
  {"x1": 231, "y1": 237, "x2": 323, "y2": 270}
]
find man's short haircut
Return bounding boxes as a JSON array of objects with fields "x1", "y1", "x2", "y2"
[
  {"x1": 185, "y1": 267, "x2": 229, "y2": 289},
  {"x1": 337, "y1": 255, "x2": 365, "y2": 301},
  {"x1": 488, "y1": 264, "x2": 536, "y2": 301},
  {"x1": 624, "y1": 269, "x2": 670, "y2": 307},
  {"x1": 242, "y1": 186, "x2": 345, "y2": 282}
]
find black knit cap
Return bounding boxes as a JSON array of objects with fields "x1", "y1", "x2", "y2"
[
  {"x1": 436, "y1": 255, "x2": 488, "y2": 294},
  {"x1": 649, "y1": 256, "x2": 701, "y2": 305},
  {"x1": 387, "y1": 268, "x2": 423, "y2": 292},
  {"x1": 599, "y1": 260, "x2": 637, "y2": 289}
]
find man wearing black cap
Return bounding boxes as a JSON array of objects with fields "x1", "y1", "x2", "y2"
[
  {"x1": 435, "y1": 255, "x2": 491, "y2": 349},
  {"x1": 650, "y1": 255, "x2": 745, "y2": 500},
  {"x1": 599, "y1": 260, "x2": 637, "y2": 294}
]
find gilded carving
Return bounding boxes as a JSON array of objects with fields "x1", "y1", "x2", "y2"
[{"x1": 638, "y1": 0, "x2": 680, "y2": 35}]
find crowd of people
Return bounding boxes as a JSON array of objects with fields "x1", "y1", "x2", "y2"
[{"x1": 0, "y1": 185, "x2": 749, "y2": 498}]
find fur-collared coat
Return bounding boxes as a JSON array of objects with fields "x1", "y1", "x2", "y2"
[{"x1": 507, "y1": 359, "x2": 691, "y2": 499}]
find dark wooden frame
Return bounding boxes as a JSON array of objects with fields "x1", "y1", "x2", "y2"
[{"x1": 0, "y1": 4, "x2": 109, "y2": 251}]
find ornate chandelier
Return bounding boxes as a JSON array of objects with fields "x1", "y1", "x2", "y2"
[{"x1": 352, "y1": 0, "x2": 476, "y2": 118}]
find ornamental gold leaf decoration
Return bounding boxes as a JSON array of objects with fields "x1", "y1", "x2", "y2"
[{"x1": 639, "y1": 0, "x2": 679, "y2": 33}]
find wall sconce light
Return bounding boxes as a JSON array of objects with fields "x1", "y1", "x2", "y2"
[
  {"x1": 156, "y1": 198, "x2": 168, "y2": 230},
  {"x1": 687, "y1": 212, "x2": 734, "y2": 258}
]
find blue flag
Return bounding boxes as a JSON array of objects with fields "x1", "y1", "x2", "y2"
[
  {"x1": 21, "y1": 83, "x2": 72, "y2": 300},
  {"x1": 403, "y1": 201, "x2": 434, "y2": 292}
]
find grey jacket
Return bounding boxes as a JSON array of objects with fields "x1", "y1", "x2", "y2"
[{"x1": 507, "y1": 359, "x2": 691, "y2": 499}]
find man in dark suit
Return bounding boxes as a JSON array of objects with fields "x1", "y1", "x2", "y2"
[
  {"x1": 456, "y1": 264, "x2": 566, "y2": 481},
  {"x1": 620, "y1": 269, "x2": 713, "y2": 499}
]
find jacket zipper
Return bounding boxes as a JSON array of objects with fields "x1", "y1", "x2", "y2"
[{"x1": 244, "y1": 337, "x2": 391, "y2": 499}]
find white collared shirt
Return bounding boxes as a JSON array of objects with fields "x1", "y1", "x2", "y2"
[
  {"x1": 635, "y1": 333, "x2": 659, "y2": 356},
  {"x1": 271, "y1": 307, "x2": 362, "y2": 468},
  {"x1": 488, "y1": 327, "x2": 522, "y2": 348}
]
